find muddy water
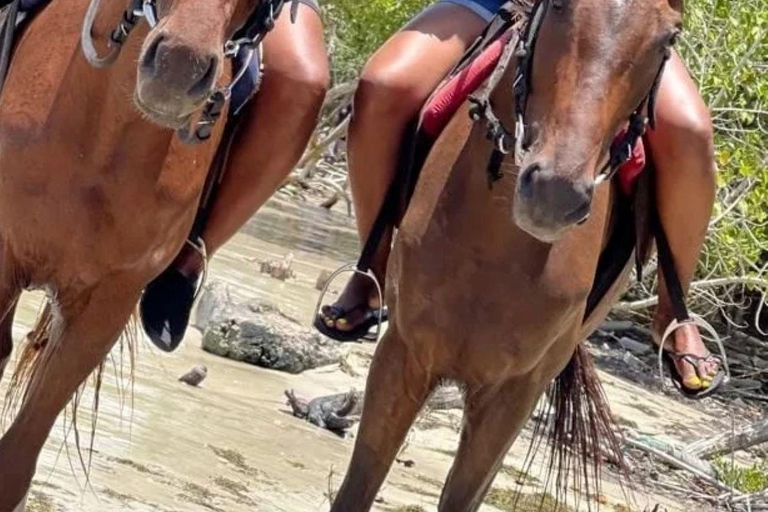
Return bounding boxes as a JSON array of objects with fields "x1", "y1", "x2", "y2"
[{"x1": 4, "y1": 197, "x2": 704, "y2": 512}]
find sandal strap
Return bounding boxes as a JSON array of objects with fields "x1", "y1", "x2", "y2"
[
  {"x1": 322, "y1": 302, "x2": 371, "y2": 321},
  {"x1": 656, "y1": 315, "x2": 731, "y2": 393}
]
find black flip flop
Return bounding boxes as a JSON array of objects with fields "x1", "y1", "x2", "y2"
[
  {"x1": 314, "y1": 303, "x2": 388, "y2": 343},
  {"x1": 662, "y1": 351, "x2": 725, "y2": 399}
]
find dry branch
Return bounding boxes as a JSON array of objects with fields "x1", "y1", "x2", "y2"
[{"x1": 685, "y1": 418, "x2": 768, "y2": 459}]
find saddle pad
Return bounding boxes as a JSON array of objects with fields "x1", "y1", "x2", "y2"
[
  {"x1": 420, "y1": 32, "x2": 646, "y2": 195},
  {"x1": 230, "y1": 47, "x2": 262, "y2": 116}
]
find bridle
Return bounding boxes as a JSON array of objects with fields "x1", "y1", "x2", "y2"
[
  {"x1": 81, "y1": 0, "x2": 296, "y2": 143},
  {"x1": 472, "y1": 0, "x2": 673, "y2": 188}
]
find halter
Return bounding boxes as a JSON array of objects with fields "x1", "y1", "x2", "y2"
[
  {"x1": 473, "y1": 0, "x2": 673, "y2": 187},
  {"x1": 81, "y1": 0, "x2": 295, "y2": 144}
]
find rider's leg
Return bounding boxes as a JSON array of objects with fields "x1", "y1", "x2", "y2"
[
  {"x1": 647, "y1": 50, "x2": 718, "y2": 391},
  {"x1": 319, "y1": 2, "x2": 488, "y2": 334},
  {"x1": 196, "y1": 3, "x2": 329, "y2": 257},
  {"x1": 141, "y1": 1, "x2": 329, "y2": 350}
]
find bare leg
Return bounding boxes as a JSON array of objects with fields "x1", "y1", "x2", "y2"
[
  {"x1": 647, "y1": 51, "x2": 718, "y2": 391},
  {"x1": 330, "y1": 328, "x2": 434, "y2": 512},
  {"x1": 319, "y1": 4, "x2": 486, "y2": 334},
  {"x1": 200, "y1": 4, "x2": 328, "y2": 255},
  {"x1": 438, "y1": 378, "x2": 546, "y2": 512},
  {"x1": 0, "y1": 283, "x2": 139, "y2": 510}
]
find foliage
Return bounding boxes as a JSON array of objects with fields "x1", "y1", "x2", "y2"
[
  {"x1": 713, "y1": 457, "x2": 768, "y2": 493},
  {"x1": 623, "y1": 0, "x2": 768, "y2": 327},
  {"x1": 321, "y1": 0, "x2": 430, "y2": 83}
]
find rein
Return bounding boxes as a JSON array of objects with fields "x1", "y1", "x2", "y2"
[{"x1": 81, "y1": 0, "x2": 295, "y2": 143}]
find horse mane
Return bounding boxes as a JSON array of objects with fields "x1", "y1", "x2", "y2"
[{"x1": 2, "y1": 300, "x2": 140, "y2": 483}]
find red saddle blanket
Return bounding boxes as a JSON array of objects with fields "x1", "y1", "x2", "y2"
[{"x1": 419, "y1": 34, "x2": 646, "y2": 196}]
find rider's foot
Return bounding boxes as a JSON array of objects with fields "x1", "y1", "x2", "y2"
[
  {"x1": 315, "y1": 273, "x2": 386, "y2": 342},
  {"x1": 652, "y1": 317, "x2": 721, "y2": 393},
  {"x1": 140, "y1": 241, "x2": 205, "y2": 352}
]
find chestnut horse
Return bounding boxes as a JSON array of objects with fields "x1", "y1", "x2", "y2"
[
  {"x1": 330, "y1": 0, "x2": 683, "y2": 510},
  {"x1": 0, "y1": 0, "x2": 282, "y2": 509}
]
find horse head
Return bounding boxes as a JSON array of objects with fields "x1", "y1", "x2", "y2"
[
  {"x1": 134, "y1": 0, "x2": 270, "y2": 128},
  {"x1": 512, "y1": 0, "x2": 683, "y2": 241}
]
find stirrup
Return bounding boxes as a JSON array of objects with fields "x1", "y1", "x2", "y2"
[
  {"x1": 656, "y1": 314, "x2": 731, "y2": 391},
  {"x1": 313, "y1": 262, "x2": 385, "y2": 342},
  {"x1": 185, "y1": 236, "x2": 208, "y2": 300}
]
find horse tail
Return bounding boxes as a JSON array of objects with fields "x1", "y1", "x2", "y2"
[
  {"x1": 2, "y1": 300, "x2": 139, "y2": 479},
  {"x1": 523, "y1": 343, "x2": 624, "y2": 507}
]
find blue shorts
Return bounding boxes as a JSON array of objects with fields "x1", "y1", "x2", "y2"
[{"x1": 436, "y1": 0, "x2": 506, "y2": 21}]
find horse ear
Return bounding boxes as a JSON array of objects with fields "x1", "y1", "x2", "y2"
[{"x1": 668, "y1": 0, "x2": 684, "y2": 13}]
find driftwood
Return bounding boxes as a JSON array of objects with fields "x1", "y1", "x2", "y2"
[
  {"x1": 625, "y1": 434, "x2": 717, "y2": 479},
  {"x1": 285, "y1": 389, "x2": 361, "y2": 433},
  {"x1": 284, "y1": 386, "x2": 464, "y2": 434},
  {"x1": 685, "y1": 418, "x2": 768, "y2": 459}
]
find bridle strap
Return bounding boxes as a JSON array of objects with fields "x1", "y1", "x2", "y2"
[
  {"x1": 594, "y1": 49, "x2": 671, "y2": 185},
  {"x1": 81, "y1": 0, "x2": 144, "y2": 69}
]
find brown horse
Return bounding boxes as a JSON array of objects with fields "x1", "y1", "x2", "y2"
[
  {"x1": 330, "y1": 0, "x2": 683, "y2": 510},
  {"x1": 0, "y1": 0, "x2": 277, "y2": 508}
]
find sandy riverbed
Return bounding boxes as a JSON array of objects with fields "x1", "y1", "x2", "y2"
[{"x1": 2, "y1": 198, "x2": 729, "y2": 512}]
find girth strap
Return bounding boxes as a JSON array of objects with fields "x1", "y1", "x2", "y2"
[{"x1": 654, "y1": 208, "x2": 691, "y2": 322}]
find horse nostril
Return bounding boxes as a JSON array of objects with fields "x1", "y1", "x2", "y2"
[
  {"x1": 188, "y1": 56, "x2": 218, "y2": 98},
  {"x1": 518, "y1": 163, "x2": 541, "y2": 199},
  {"x1": 563, "y1": 182, "x2": 593, "y2": 224},
  {"x1": 141, "y1": 34, "x2": 164, "y2": 76}
]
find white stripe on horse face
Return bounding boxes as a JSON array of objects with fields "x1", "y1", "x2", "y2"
[{"x1": 12, "y1": 492, "x2": 28, "y2": 512}]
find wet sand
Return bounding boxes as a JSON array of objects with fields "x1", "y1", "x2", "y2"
[{"x1": 3, "y1": 197, "x2": 716, "y2": 512}]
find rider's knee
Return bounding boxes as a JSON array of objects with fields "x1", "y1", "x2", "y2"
[
  {"x1": 354, "y1": 64, "x2": 428, "y2": 124},
  {"x1": 680, "y1": 107, "x2": 715, "y2": 165},
  {"x1": 652, "y1": 105, "x2": 716, "y2": 185},
  {"x1": 264, "y1": 60, "x2": 330, "y2": 113}
]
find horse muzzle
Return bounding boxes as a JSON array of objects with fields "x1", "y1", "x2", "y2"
[
  {"x1": 513, "y1": 162, "x2": 594, "y2": 242},
  {"x1": 135, "y1": 32, "x2": 221, "y2": 128}
]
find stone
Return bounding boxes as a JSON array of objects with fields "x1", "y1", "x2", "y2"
[
  {"x1": 202, "y1": 302, "x2": 341, "y2": 374},
  {"x1": 179, "y1": 365, "x2": 208, "y2": 387},
  {"x1": 259, "y1": 253, "x2": 295, "y2": 281}
]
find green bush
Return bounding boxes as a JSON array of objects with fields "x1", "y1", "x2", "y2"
[
  {"x1": 680, "y1": 0, "x2": 768, "y2": 283},
  {"x1": 321, "y1": 0, "x2": 431, "y2": 83}
]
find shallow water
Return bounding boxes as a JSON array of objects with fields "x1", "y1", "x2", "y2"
[{"x1": 2, "y1": 196, "x2": 701, "y2": 512}]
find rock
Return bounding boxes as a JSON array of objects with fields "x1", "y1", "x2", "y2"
[
  {"x1": 259, "y1": 253, "x2": 295, "y2": 281},
  {"x1": 193, "y1": 281, "x2": 237, "y2": 332},
  {"x1": 179, "y1": 365, "x2": 208, "y2": 387},
  {"x1": 618, "y1": 336, "x2": 652, "y2": 356},
  {"x1": 315, "y1": 269, "x2": 334, "y2": 291},
  {"x1": 202, "y1": 303, "x2": 341, "y2": 374}
]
